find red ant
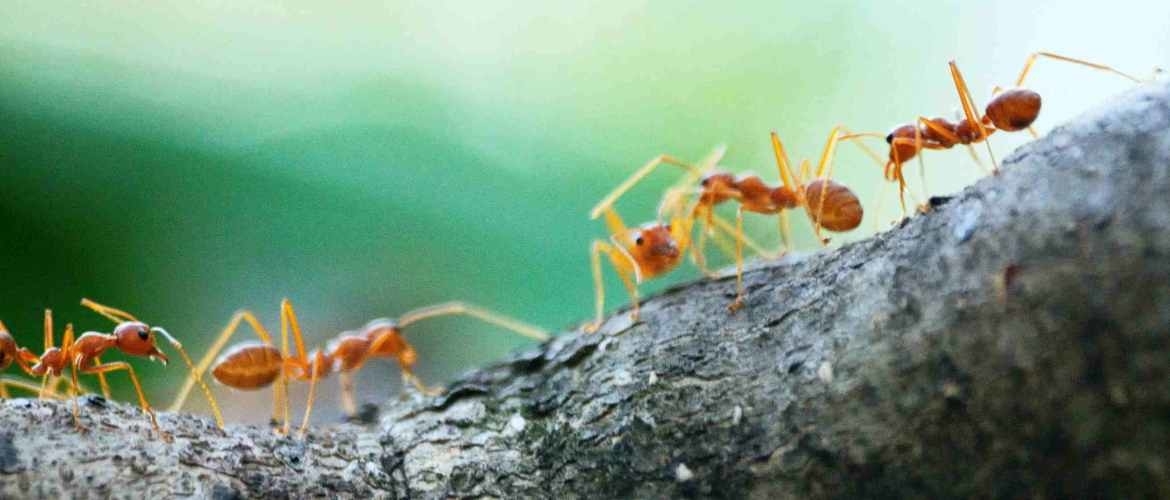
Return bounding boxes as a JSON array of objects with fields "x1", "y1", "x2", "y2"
[
  {"x1": 585, "y1": 147, "x2": 761, "y2": 330},
  {"x1": 0, "y1": 299, "x2": 206, "y2": 440},
  {"x1": 588, "y1": 128, "x2": 866, "y2": 311},
  {"x1": 0, "y1": 312, "x2": 97, "y2": 399},
  {"x1": 168, "y1": 299, "x2": 548, "y2": 435},
  {"x1": 844, "y1": 52, "x2": 1148, "y2": 213}
]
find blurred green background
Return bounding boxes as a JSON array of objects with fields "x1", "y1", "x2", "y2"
[{"x1": 3, "y1": 1, "x2": 1168, "y2": 425}]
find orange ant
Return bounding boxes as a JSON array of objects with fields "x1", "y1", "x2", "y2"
[
  {"x1": 585, "y1": 147, "x2": 765, "y2": 330},
  {"x1": 587, "y1": 128, "x2": 865, "y2": 312},
  {"x1": 844, "y1": 52, "x2": 1148, "y2": 213},
  {"x1": 168, "y1": 299, "x2": 548, "y2": 435},
  {"x1": 0, "y1": 299, "x2": 204, "y2": 440},
  {"x1": 0, "y1": 318, "x2": 50, "y2": 398},
  {"x1": 0, "y1": 313, "x2": 90, "y2": 399}
]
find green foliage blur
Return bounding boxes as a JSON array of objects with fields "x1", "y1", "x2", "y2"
[{"x1": 2, "y1": 2, "x2": 1167, "y2": 424}]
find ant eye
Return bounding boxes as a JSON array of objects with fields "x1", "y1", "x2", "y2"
[
  {"x1": 635, "y1": 236, "x2": 645, "y2": 246},
  {"x1": 885, "y1": 133, "x2": 894, "y2": 144},
  {"x1": 138, "y1": 329, "x2": 149, "y2": 341},
  {"x1": 700, "y1": 178, "x2": 710, "y2": 187}
]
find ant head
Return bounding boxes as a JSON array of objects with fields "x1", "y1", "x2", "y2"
[
  {"x1": 633, "y1": 224, "x2": 680, "y2": 259},
  {"x1": 0, "y1": 329, "x2": 16, "y2": 370},
  {"x1": 699, "y1": 171, "x2": 735, "y2": 189},
  {"x1": 114, "y1": 321, "x2": 168, "y2": 365},
  {"x1": 886, "y1": 124, "x2": 922, "y2": 162},
  {"x1": 698, "y1": 172, "x2": 737, "y2": 204},
  {"x1": 886, "y1": 124, "x2": 918, "y2": 144}
]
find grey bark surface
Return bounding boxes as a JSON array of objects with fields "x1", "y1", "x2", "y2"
[{"x1": 2, "y1": 82, "x2": 1170, "y2": 500}]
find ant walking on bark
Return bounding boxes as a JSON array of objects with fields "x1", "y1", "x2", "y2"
[
  {"x1": 587, "y1": 129, "x2": 865, "y2": 313},
  {"x1": 0, "y1": 299, "x2": 204, "y2": 441},
  {"x1": 169, "y1": 299, "x2": 548, "y2": 435},
  {"x1": 585, "y1": 146, "x2": 766, "y2": 329},
  {"x1": 844, "y1": 52, "x2": 1150, "y2": 213}
]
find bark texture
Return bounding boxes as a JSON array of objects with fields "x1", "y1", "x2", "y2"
[{"x1": 2, "y1": 81, "x2": 1170, "y2": 499}]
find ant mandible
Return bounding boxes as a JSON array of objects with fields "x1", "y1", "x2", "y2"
[
  {"x1": 844, "y1": 52, "x2": 1147, "y2": 213},
  {"x1": 168, "y1": 299, "x2": 549, "y2": 435}
]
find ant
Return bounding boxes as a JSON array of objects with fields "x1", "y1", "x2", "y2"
[
  {"x1": 588, "y1": 129, "x2": 864, "y2": 312},
  {"x1": 0, "y1": 312, "x2": 96, "y2": 399},
  {"x1": 0, "y1": 299, "x2": 202, "y2": 440},
  {"x1": 0, "y1": 318, "x2": 50, "y2": 398},
  {"x1": 585, "y1": 147, "x2": 762, "y2": 330},
  {"x1": 168, "y1": 299, "x2": 549, "y2": 435},
  {"x1": 843, "y1": 52, "x2": 1148, "y2": 213}
]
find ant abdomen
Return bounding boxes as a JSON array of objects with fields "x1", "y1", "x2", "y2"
[
  {"x1": 985, "y1": 88, "x2": 1042, "y2": 132},
  {"x1": 804, "y1": 180, "x2": 863, "y2": 231},
  {"x1": 212, "y1": 343, "x2": 283, "y2": 390}
]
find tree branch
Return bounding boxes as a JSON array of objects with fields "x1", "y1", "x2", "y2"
[{"x1": 3, "y1": 81, "x2": 1170, "y2": 499}]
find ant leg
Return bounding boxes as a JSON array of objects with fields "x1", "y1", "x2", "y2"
[
  {"x1": 298, "y1": 353, "x2": 324, "y2": 436},
  {"x1": 92, "y1": 355, "x2": 112, "y2": 400},
  {"x1": 778, "y1": 210, "x2": 793, "y2": 254},
  {"x1": 79, "y1": 298, "x2": 139, "y2": 323},
  {"x1": 964, "y1": 144, "x2": 992, "y2": 173},
  {"x1": 600, "y1": 207, "x2": 636, "y2": 249},
  {"x1": 888, "y1": 137, "x2": 936, "y2": 213},
  {"x1": 46, "y1": 375, "x2": 92, "y2": 399},
  {"x1": 838, "y1": 129, "x2": 888, "y2": 169},
  {"x1": 691, "y1": 211, "x2": 719, "y2": 278},
  {"x1": 39, "y1": 375, "x2": 50, "y2": 400},
  {"x1": 914, "y1": 124, "x2": 929, "y2": 210},
  {"x1": 707, "y1": 213, "x2": 770, "y2": 259},
  {"x1": 587, "y1": 241, "x2": 609, "y2": 333},
  {"x1": 949, "y1": 60, "x2": 999, "y2": 172},
  {"x1": 770, "y1": 131, "x2": 798, "y2": 192},
  {"x1": 278, "y1": 300, "x2": 316, "y2": 435},
  {"x1": 707, "y1": 226, "x2": 739, "y2": 262},
  {"x1": 43, "y1": 309, "x2": 53, "y2": 351},
  {"x1": 888, "y1": 140, "x2": 908, "y2": 215},
  {"x1": 396, "y1": 302, "x2": 550, "y2": 341},
  {"x1": 1016, "y1": 52, "x2": 1143, "y2": 87},
  {"x1": 589, "y1": 151, "x2": 714, "y2": 220},
  {"x1": 0, "y1": 377, "x2": 56, "y2": 398},
  {"x1": 169, "y1": 310, "x2": 275, "y2": 429},
  {"x1": 401, "y1": 369, "x2": 443, "y2": 397},
  {"x1": 70, "y1": 363, "x2": 85, "y2": 432},
  {"x1": 150, "y1": 327, "x2": 219, "y2": 429},
  {"x1": 80, "y1": 360, "x2": 167, "y2": 440},
  {"x1": 728, "y1": 206, "x2": 746, "y2": 312},
  {"x1": 339, "y1": 371, "x2": 357, "y2": 417},
  {"x1": 810, "y1": 126, "x2": 847, "y2": 242},
  {"x1": 586, "y1": 240, "x2": 640, "y2": 332}
]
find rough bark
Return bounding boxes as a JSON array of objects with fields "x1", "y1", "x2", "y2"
[{"x1": 2, "y1": 81, "x2": 1170, "y2": 500}]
